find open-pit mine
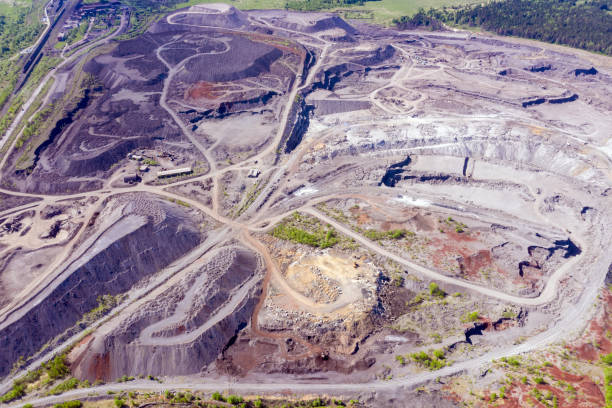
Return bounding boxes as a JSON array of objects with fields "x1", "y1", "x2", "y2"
[{"x1": 0, "y1": 3, "x2": 611, "y2": 407}]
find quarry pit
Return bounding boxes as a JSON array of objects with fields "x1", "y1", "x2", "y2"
[{"x1": 0, "y1": 3, "x2": 611, "y2": 407}]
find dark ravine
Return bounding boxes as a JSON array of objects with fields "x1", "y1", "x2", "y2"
[
  {"x1": 379, "y1": 156, "x2": 412, "y2": 187},
  {"x1": 574, "y1": 67, "x2": 597, "y2": 76},
  {"x1": 284, "y1": 98, "x2": 314, "y2": 154}
]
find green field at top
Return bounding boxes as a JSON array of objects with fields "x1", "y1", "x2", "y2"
[
  {"x1": 339, "y1": 0, "x2": 483, "y2": 23},
  {"x1": 0, "y1": 0, "x2": 482, "y2": 25},
  {"x1": 170, "y1": 0, "x2": 483, "y2": 24}
]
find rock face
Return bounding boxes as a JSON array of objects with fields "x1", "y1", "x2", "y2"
[
  {"x1": 0, "y1": 194, "x2": 205, "y2": 377},
  {"x1": 69, "y1": 246, "x2": 263, "y2": 381}
]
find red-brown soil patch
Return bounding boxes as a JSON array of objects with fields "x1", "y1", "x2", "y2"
[
  {"x1": 380, "y1": 221, "x2": 404, "y2": 231},
  {"x1": 91, "y1": 352, "x2": 110, "y2": 381},
  {"x1": 349, "y1": 207, "x2": 371, "y2": 225},
  {"x1": 76, "y1": 333, "x2": 93, "y2": 347},
  {"x1": 546, "y1": 365, "x2": 584, "y2": 382},
  {"x1": 488, "y1": 291, "x2": 612, "y2": 407},
  {"x1": 187, "y1": 81, "x2": 226, "y2": 100},
  {"x1": 445, "y1": 229, "x2": 478, "y2": 243},
  {"x1": 574, "y1": 342, "x2": 600, "y2": 361},
  {"x1": 459, "y1": 249, "x2": 494, "y2": 276},
  {"x1": 578, "y1": 380, "x2": 606, "y2": 406},
  {"x1": 570, "y1": 291, "x2": 612, "y2": 359}
]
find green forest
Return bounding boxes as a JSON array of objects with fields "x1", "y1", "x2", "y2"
[
  {"x1": 0, "y1": 2, "x2": 44, "y2": 59},
  {"x1": 396, "y1": 0, "x2": 612, "y2": 56}
]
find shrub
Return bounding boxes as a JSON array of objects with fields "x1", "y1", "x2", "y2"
[
  {"x1": 392, "y1": 274, "x2": 404, "y2": 287},
  {"x1": 602, "y1": 353, "x2": 612, "y2": 365},
  {"x1": 502, "y1": 310, "x2": 516, "y2": 319},
  {"x1": 311, "y1": 398, "x2": 325, "y2": 407},
  {"x1": 53, "y1": 401, "x2": 82, "y2": 408},
  {"x1": 15, "y1": 370, "x2": 42, "y2": 386},
  {"x1": 212, "y1": 391, "x2": 224, "y2": 402},
  {"x1": 534, "y1": 377, "x2": 546, "y2": 384},
  {"x1": 0, "y1": 383, "x2": 25, "y2": 403},
  {"x1": 429, "y1": 282, "x2": 446, "y2": 298},
  {"x1": 409, "y1": 349, "x2": 447, "y2": 370},
  {"x1": 364, "y1": 229, "x2": 409, "y2": 241},
  {"x1": 48, "y1": 377, "x2": 80, "y2": 395},
  {"x1": 114, "y1": 397, "x2": 126, "y2": 408},
  {"x1": 173, "y1": 392, "x2": 194, "y2": 403},
  {"x1": 466, "y1": 311, "x2": 479, "y2": 322},
  {"x1": 227, "y1": 395, "x2": 243, "y2": 404},
  {"x1": 46, "y1": 355, "x2": 69, "y2": 379},
  {"x1": 501, "y1": 356, "x2": 521, "y2": 367}
]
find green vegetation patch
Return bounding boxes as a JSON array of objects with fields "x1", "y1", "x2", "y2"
[
  {"x1": 48, "y1": 377, "x2": 80, "y2": 395},
  {"x1": 0, "y1": 382, "x2": 25, "y2": 403},
  {"x1": 78, "y1": 293, "x2": 124, "y2": 326},
  {"x1": 0, "y1": 1, "x2": 45, "y2": 60},
  {"x1": 462, "y1": 310, "x2": 479, "y2": 322},
  {"x1": 363, "y1": 228, "x2": 413, "y2": 241},
  {"x1": 602, "y1": 353, "x2": 612, "y2": 407},
  {"x1": 45, "y1": 354, "x2": 70, "y2": 380},
  {"x1": 53, "y1": 400, "x2": 82, "y2": 408},
  {"x1": 409, "y1": 349, "x2": 447, "y2": 370},
  {"x1": 429, "y1": 282, "x2": 446, "y2": 298},
  {"x1": 271, "y1": 212, "x2": 339, "y2": 248}
]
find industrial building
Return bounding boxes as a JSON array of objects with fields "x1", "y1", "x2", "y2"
[{"x1": 157, "y1": 167, "x2": 192, "y2": 179}]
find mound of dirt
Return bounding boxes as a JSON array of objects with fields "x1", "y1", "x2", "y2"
[
  {"x1": 170, "y1": 4, "x2": 249, "y2": 29},
  {"x1": 178, "y1": 36, "x2": 283, "y2": 83},
  {"x1": 0, "y1": 193, "x2": 206, "y2": 377},
  {"x1": 69, "y1": 246, "x2": 262, "y2": 381},
  {"x1": 252, "y1": 10, "x2": 356, "y2": 35}
]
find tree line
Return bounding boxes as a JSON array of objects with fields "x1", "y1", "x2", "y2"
[{"x1": 394, "y1": 0, "x2": 612, "y2": 56}]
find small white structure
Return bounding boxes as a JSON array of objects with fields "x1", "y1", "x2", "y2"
[
  {"x1": 248, "y1": 168, "x2": 261, "y2": 178},
  {"x1": 139, "y1": 165, "x2": 149, "y2": 172},
  {"x1": 130, "y1": 154, "x2": 143, "y2": 161},
  {"x1": 157, "y1": 167, "x2": 192, "y2": 179}
]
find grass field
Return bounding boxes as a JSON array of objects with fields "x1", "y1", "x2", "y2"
[
  {"x1": 171, "y1": 0, "x2": 482, "y2": 24},
  {"x1": 344, "y1": 0, "x2": 482, "y2": 23}
]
